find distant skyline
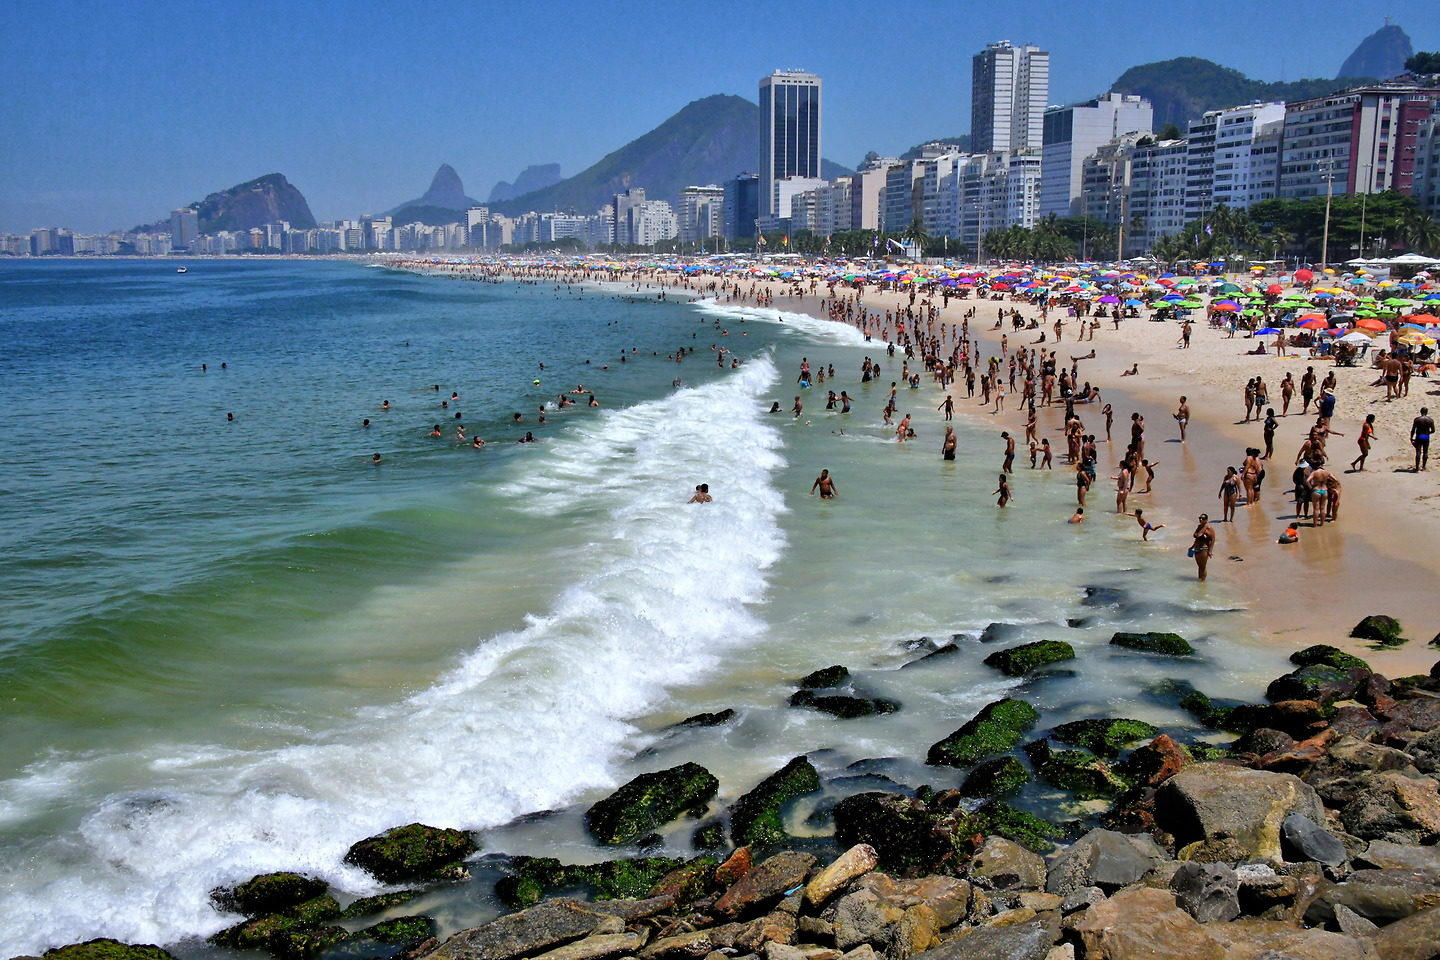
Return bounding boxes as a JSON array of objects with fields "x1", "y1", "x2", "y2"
[{"x1": 3, "y1": 0, "x2": 1436, "y2": 232}]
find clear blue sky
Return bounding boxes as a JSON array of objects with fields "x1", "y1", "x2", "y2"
[{"x1": 2, "y1": 0, "x2": 1434, "y2": 232}]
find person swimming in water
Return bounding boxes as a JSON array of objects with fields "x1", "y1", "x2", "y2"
[
  {"x1": 688, "y1": 483, "x2": 713, "y2": 503},
  {"x1": 810, "y1": 469, "x2": 837, "y2": 499}
]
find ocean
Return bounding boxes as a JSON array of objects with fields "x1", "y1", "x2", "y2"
[{"x1": 0, "y1": 260, "x2": 1286, "y2": 954}]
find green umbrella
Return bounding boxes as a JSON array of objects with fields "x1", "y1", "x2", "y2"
[{"x1": 1177, "y1": 299, "x2": 1205, "y2": 308}]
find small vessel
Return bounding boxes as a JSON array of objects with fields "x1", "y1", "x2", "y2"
[{"x1": 176, "y1": 267, "x2": 188, "y2": 274}]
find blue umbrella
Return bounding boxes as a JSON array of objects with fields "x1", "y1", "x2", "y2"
[{"x1": 1256, "y1": 327, "x2": 1282, "y2": 335}]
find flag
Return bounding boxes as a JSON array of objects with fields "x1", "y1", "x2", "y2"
[
  {"x1": 757, "y1": 234, "x2": 767, "y2": 246},
  {"x1": 783, "y1": 235, "x2": 789, "y2": 247},
  {"x1": 1204, "y1": 223, "x2": 1214, "y2": 236}
]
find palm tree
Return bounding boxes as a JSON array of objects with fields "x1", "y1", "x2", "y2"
[
  {"x1": 1396, "y1": 211, "x2": 1440, "y2": 256},
  {"x1": 905, "y1": 217, "x2": 930, "y2": 254}
]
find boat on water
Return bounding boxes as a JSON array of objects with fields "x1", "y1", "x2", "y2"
[{"x1": 176, "y1": 267, "x2": 187, "y2": 274}]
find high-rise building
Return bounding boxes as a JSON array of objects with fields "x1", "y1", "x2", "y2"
[
  {"x1": 849, "y1": 160, "x2": 897, "y2": 232},
  {"x1": 678, "y1": 185, "x2": 725, "y2": 243},
  {"x1": 1278, "y1": 82, "x2": 1440, "y2": 199},
  {"x1": 612, "y1": 188, "x2": 646, "y2": 245},
  {"x1": 170, "y1": 208, "x2": 199, "y2": 251},
  {"x1": 723, "y1": 174, "x2": 761, "y2": 240},
  {"x1": 1040, "y1": 93, "x2": 1153, "y2": 218},
  {"x1": 759, "y1": 70, "x2": 823, "y2": 215},
  {"x1": 1184, "y1": 103, "x2": 1286, "y2": 219},
  {"x1": 972, "y1": 42, "x2": 1050, "y2": 155}
]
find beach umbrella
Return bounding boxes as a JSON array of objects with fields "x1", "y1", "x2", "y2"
[
  {"x1": 1355, "y1": 318, "x2": 1388, "y2": 331},
  {"x1": 1295, "y1": 268, "x2": 1315, "y2": 282},
  {"x1": 1124, "y1": 298, "x2": 1143, "y2": 306},
  {"x1": 1219, "y1": 283, "x2": 1242, "y2": 293},
  {"x1": 1405, "y1": 314, "x2": 1440, "y2": 325},
  {"x1": 1256, "y1": 327, "x2": 1282, "y2": 335},
  {"x1": 1098, "y1": 295, "x2": 1121, "y2": 303},
  {"x1": 1298, "y1": 318, "x2": 1329, "y2": 329},
  {"x1": 1399, "y1": 332, "x2": 1437, "y2": 347},
  {"x1": 1242, "y1": 308, "x2": 1266, "y2": 317},
  {"x1": 1339, "y1": 331, "x2": 1373, "y2": 344},
  {"x1": 1212, "y1": 302, "x2": 1239, "y2": 312},
  {"x1": 1177, "y1": 299, "x2": 1205, "y2": 308}
]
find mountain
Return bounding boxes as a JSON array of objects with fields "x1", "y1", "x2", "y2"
[
  {"x1": 489, "y1": 163, "x2": 563, "y2": 203},
  {"x1": 388, "y1": 164, "x2": 480, "y2": 221},
  {"x1": 135, "y1": 173, "x2": 316, "y2": 233},
  {"x1": 1109, "y1": 58, "x2": 1374, "y2": 129},
  {"x1": 1338, "y1": 24, "x2": 1413, "y2": 80},
  {"x1": 899, "y1": 136, "x2": 971, "y2": 161},
  {"x1": 488, "y1": 94, "x2": 852, "y2": 217}
]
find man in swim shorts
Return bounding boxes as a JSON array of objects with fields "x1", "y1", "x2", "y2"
[{"x1": 1413, "y1": 408, "x2": 1434, "y2": 471}]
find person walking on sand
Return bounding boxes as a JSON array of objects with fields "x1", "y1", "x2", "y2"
[
  {"x1": 1412, "y1": 408, "x2": 1434, "y2": 471},
  {"x1": 1191, "y1": 514, "x2": 1216, "y2": 581},
  {"x1": 1351, "y1": 414, "x2": 1376, "y2": 471},
  {"x1": 1174, "y1": 397, "x2": 1190, "y2": 443}
]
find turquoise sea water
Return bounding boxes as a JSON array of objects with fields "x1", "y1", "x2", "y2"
[{"x1": 0, "y1": 261, "x2": 1285, "y2": 954}]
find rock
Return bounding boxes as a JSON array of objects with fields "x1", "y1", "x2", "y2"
[
  {"x1": 789, "y1": 691, "x2": 900, "y2": 719},
  {"x1": 1110, "y1": 631, "x2": 1196, "y2": 656},
  {"x1": 1305, "y1": 869, "x2": 1440, "y2": 925},
  {"x1": 716, "y1": 846, "x2": 753, "y2": 885},
  {"x1": 640, "y1": 924, "x2": 748, "y2": 959},
  {"x1": 901, "y1": 644, "x2": 959, "y2": 669},
  {"x1": 1338, "y1": 771, "x2": 1440, "y2": 844},
  {"x1": 1358, "y1": 839, "x2": 1440, "y2": 872},
  {"x1": 37, "y1": 942, "x2": 176, "y2": 960},
  {"x1": 1113, "y1": 733, "x2": 1191, "y2": 787},
  {"x1": 1019, "y1": 891, "x2": 1063, "y2": 912},
  {"x1": 714, "y1": 851, "x2": 816, "y2": 920},
  {"x1": 966, "y1": 836, "x2": 1046, "y2": 891},
  {"x1": 1202, "y1": 918, "x2": 1374, "y2": 960},
  {"x1": 340, "y1": 889, "x2": 423, "y2": 919},
  {"x1": 732, "y1": 911, "x2": 799, "y2": 953},
  {"x1": 496, "y1": 856, "x2": 688, "y2": 906},
  {"x1": 842, "y1": 873, "x2": 980, "y2": 933},
  {"x1": 919, "y1": 916, "x2": 1059, "y2": 960},
  {"x1": 584, "y1": 763, "x2": 719, "y2": 846},
  {"x1": 693, "y1": 820, "x2": 727, "y2": 850},
  {"x1": 765, "y1": 945, "x2": 807, "y2": 960},
  {"x1": 1292, "y1": 644, "x2": 1373, "y2": 672},
  {"x1": 730, "y1": 756, "x2": 822, "y2": 846},
  {"x1": 1168, "y1": 861, "x2": 1240, "y2": 923},
  {"x1": 343, "y1": 823, "x2": 477, "y2": 884},
  {"x1": 1373, "y1": 905, "x2": 1440, "y2": 960},
  {"x1": 1043, "y1": 946, "x2": 1075, "y2": 960},
  {"x1": 1333, "y1": 903, "x2": 1380, "y2": 937},
  {"x1": 1267, "y1": 664, "x2": 1363, "y2": 704},
  {"x1": 527, "y1": 933, "x2": 647, "y2": 960},
  {"x1": 1060, "y1": 886, "x2": 1105, "y2": 913},
  {"x1": 1352, "y1": 614, "x2": 1405, "y2": 646},
  {"x1": 1282, "y1": 813, "x2": 1347, "y2": 866},
  {"x1": 1072, "y1": 887, "x2": 1223, "y2": 960},
  {"x1": 800, "y1": 665, "x2": 850, "y2": 688},
  {"x1": 649, "y1": 860, "x2": 719, "y2": 905},
  {"x1": 1029, "y1": 743, "x2": 1128, "y2": 799},
  {"x1": 1045, "y1": 828, "x2": 1168, "y2": 895},
  {"x1": 351, "y1": 915, "x2": 436, "y2": 948},
  {"x1": 805, "y1": 844, "x2": 879, "y2": 908},
  {"x1": 1155, "y1": 762, "x2": 1325, "y2": 862},
  {"x1": 1265, "y1": 699, "x2": 1331, "y2": 738},
  {"x1": 210, "y1": 872, "x2": 329, "y2": 917},
  {"x1": 676, "y1": 710, "x2": 737, "y2": 728},
  {"x1": 832, "y1": 794, "x2": 963, "y2": 877},
  {"x1": 412, "y1": 899, "x2": 614, "y2": 960},
  {"x1": 926, "y1": 699, "x2": 1039, "y2": 767},
  {"x1": 959, "y1": 756, "x2": 1028, "y2": 798},
  {"x1": 1049, "y1": 718, "x2": 1159, "y2": 758},
  {"x1": 979, "y1": 801, "x2": 1064, "y2": 853},
  {"x1": 983, "y1": 641, "x2": 1075, "y2": 677}
]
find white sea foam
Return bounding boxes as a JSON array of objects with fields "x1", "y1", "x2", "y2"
[
  {"x1": 0, "y1": 357, "x2": 786, "y2": 955},
  {"x1": 691, "y1": 299, "x2": 871, "y2": 347}
]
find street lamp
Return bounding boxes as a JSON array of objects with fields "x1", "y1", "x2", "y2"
[
  {"x1": 1357, "y1": 162, "x2": 1372, "y2": 263},
  {"x1": 1319, "y1": 159, "x2": 1337, "y2": 270}
]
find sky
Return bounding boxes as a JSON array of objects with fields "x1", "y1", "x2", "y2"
[{"x1": 3, "y1": 0, "x2": 1436, "y2": 233}]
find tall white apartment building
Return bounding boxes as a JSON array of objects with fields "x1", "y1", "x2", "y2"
[{"x1": 972, "y1": 42, "x2": 1049, "y2": 155}]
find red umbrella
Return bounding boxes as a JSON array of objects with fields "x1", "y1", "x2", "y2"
[
  {"x1": 1295, "y1": 268, "x2": 1315, "y2": 282},
  {"x1": 1298, "y1": 318, "x2": 1329, "y2": 329},
  {"x1": 1405, "y1": 313, "x2": 1440, "y2": 325},
  {"x1": 1266, "y1": 284, "x2": 1284, "y2": 294},
  {"x1": 1355, "y1": 318, "x2": 1387, "y2": 331}
]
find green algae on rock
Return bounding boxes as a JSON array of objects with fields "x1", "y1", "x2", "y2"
[
  {"x1": 343, "y1": 823, "x2": 478, "y2": 883},
  {"x1": 983, "y1": 640, "x2": 1076, "y2": 676},
  {"x1": 1290, "y1": 644, "x2": 1371, "y2": 672},
  {"x1": 1110, "y1": 632, "x2": 1195, "y2": 656},
  {"x1": 729, "y1": 755, "x2": 822, "y2": 845},
  {"x1": 1051, "y1": 718, "x2": 1160, "y2": 758},
  {"x1": 927, "y1": 698, "x2": 1040, "y2": 767},
  {"x1": 495, "y1": 855, "x2": 693, "y2": 907},
  {"x1": 959, "y1": 755, "x2": 1029, "y2": 798},
  {"x1": 1351, "y1": 615, "x2": 1406, "y2": 647},
  {"x1": 584, "y1": 762, "x2": 719, "y2": 846},
  {"x1": 210, "y1": 872, "x2": 329, "y2": 918},
  {"x1": 39, "y1": 942, "x2": 176, "y2": 960}
]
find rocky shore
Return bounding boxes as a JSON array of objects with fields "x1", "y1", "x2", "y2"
[{"x1": 19, "y1": 615, "x2": 1440, "y2": 960}]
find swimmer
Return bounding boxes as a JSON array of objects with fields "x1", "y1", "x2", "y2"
[
  {"x1": 362, "y1": 419, "x2": 371, "y2": 428},
  {"x1": 810, "y1": 469, "x2": 838, "y2": 499},
  {"x1": 371, "y1": 453, "x2": 383, "y2": 464},
  {"x1": 1124, "y1": 508, "x2": 1166, "y2": 541},
  {"x1": 1068, "y1": 507, "x2": 1085, "y2": 524},
  {"x1": 226, "y1": 412, "x2": 234, "y2": 422},
  {"x1": 687, "y1": 483, "x2": 713, "y2": 504},
  {"x1": 380, "y1": 400, "x2": 392, "y2": 410},
  {"x1": 430, "y1": 425, "x2": 443, "y2": 438},
  {"x1": 517, "y1": 431, "x2": 536, "y2": 443},
  {"x1": 471, "y1": 436, "x2": 485, "y2": 448},
  {"x1": 993, "y1": 474, "x2": 1012, "y2": 508}
]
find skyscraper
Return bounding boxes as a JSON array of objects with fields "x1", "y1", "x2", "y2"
[
  {"x1": 170, "y1": 208, "x2": 199, "y2": 251},
  {"x1": 971, "y1": 42, "x2": 1050, "y2": 155},
  {"x1": 759, "y1": 70, "x2": 823, "y2": 215}
]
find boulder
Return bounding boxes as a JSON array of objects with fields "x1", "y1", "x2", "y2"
[
  {"x1": 1357, "y1": 839, "x2": 1440, "y2": 872},
  {"x1": 1281, "y1": 813, "x2": 1347, "y2": 866},
  {"x1": 692, "y1": 820, "x2": 727, "y2": 850},
  {"x1": 917, "y1": 916, "x2": 1059, "y2": 960},
  {"x1": 831, "y1": 876, "x2": 977, "y2": 954},
  {"x1": 584, "y1": 763, "x2": 719, "y2": 846},
  {"x1": 1071, "y1": 887, "x2": 1223, "y2": 960},
  {"x1": 978, "y1": 801, "x2": 1064, "y2": 853},
  {"x1": 1110, "y1": 631, "x2": 1195, "y2": 656},
  {"x1": 983, "y1": 641, "x2": 1075, "y2": 677},
  {"x1": 926, "y1": 699, "x2": 1039, "y2": 768},
  {"x1": 399, "y1": 899, "x2": 613, "y2": 960},
  {"x1": 959, "y1": 756, "x2": 1028, "y2": 798},
  {"x1": 496, "y1": 856, "x2": 688, "y2": 907},
  {"x1": 339, "y1": 889, "x2": 422, "y2": 920},
  {"x1": 1049, "y1": 718, "x2": 1159, "y2": 758},
  {"x1": 1305, "y1": 868, "x2": 1440, "y2": 926},
  {"x1": 732, "y1": 911, "x2": 800, "y2": 954},
  {"x1": 789, "y1": 691, "x2": 900, "y2": 718},
  {"x1": 1168, "y1": 861, "x2": 1240, "y2": 923},
  {"x1": 210, "y1": 872, "x2": 329, "y2": 918},
  {"x1": 800, "y1": 665, "x2": 850, "y2": 688},
  {"x1": 833, "y1": 793, "x2": 966, "y2": 876},
  {"x1": 1291, "y1": 644, "x2": 1372, "y2": 672},
  {"x1": 805, "y1": 844, "x2": 879, "y2": 908},
  {"x1": 1337, "y1": 771, "x2": 1440, "y2": 844},
  {"x1": 730, "y1": 756, "x2": 822, "y2": 845},
  {"x1": 343, "y1": 823, "x2": 477, "y2": 884},
  {"x1": 1045, "y1": 828, "x2": 1168, "y2": 895},
  {"x1": 528, "y1": 932, "x2": 647, "y2": 960},
  {"x1": 1028, "y1": 743, "x2": 1128, "y2": 799},
  {"x1": 1113, "y1": 733, "x2": 1191, "y2": 787},
  {"x1": 350, "y1": 915, "x2": 436, "y2": 949},
  {"x1": 675, "y1": 710, "x2": 737, "y2": 728},
  {"x1": 639, "y1": 923, "x2": 748, "y2": 959},
  {"x1": 1352, "y1": 614, "x2": 1405, "y2": 646},
  {"x1": 1202, "y1": 917, "x2": 1375, "y2": 960},
  {"x1": 1404, "y1": 729, "x2": 1440, "y2": 776},
  {"x1": 1155, "y1": 762, "x2": 1324, "y2": 862},
  {"x1": 966, "y1": 836, "x2": 1046, "y2": 891},
  {"x1": 1267, "y1": 664, "x2": 1363, "y2": 704},
  {"x1": 715, "y1": 845, "x2": 753, "y2": 885},
  {"x1": 37, "y1": 942, "x2": 176, "y2": 960},
  {"x1": 1373, "y1": 905, "x2": 1440, "y2": 960},
  {"x1": 648, "y1": 859, "x2": 718, "y2": 905},
  {"x1": 714, "y1": 851, "x2": 816, "y2": 920}
]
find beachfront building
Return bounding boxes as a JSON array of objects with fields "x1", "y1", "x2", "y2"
[
  {"x1": 759, "y1": 70, "x2": 823, "y2": 216},
  {"x1": 1278, "y1": 81, "x2": 1440, "y2": 199},
  {"x1": 1416, "y1": 114, "x2": 1440, "y2": 215},
  {"x1": 971, "y1": 42, "x2": 1049, "y2": 155},
  {"x1": 1080, "y1": 134, "x2": 1145, "y2": 243},
  {"x1": 169, "y1": 208, "x2": 199, "y2": 251},
  {"x1": 723, "y1": 174, "x2": 760, "y2": 240},
  {"x1": 678, "y1": 185, "x2": 725, "y2": 243},
  {"x1": 628, "y1": 200, "x2": 677, "y2": 247},
  {"x1": 849, "y1": 158, "x2": 897, "y2": 232},
  {"x1": 925, "y1": 152, "x2": 1041, "y2": 254},
  {"x1": 1183, "y1": 103, "x2": 1285, "y2": 219},
  {"x1": 1040, "y1": 93, "x2": 1153, "y2": 218},
  {"x1": 788, "y1": 178, "x2": 854, "y2": 237},
  {"x1": 1128, "y1": 139, "x2": 1190, "y2": 252}
]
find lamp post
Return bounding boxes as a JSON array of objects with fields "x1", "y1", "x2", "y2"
[
  {"x1": 1319, "y1": 159, "x2": 1337, "y2": 271},
  {"x1": 1357, "y1": 162, "x2": 1372, "y2": 263}
]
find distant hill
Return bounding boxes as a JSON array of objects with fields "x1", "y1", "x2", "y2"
[
  {"x1": 900, "y1": 136, "x2": 971, "y2": 161},
  {"x1": 489, "y1": 163, "x2": 563, "y2": 203},
  {"x1": 388, "y1": 164, "x2": 480, "y2": 222},
  {"x1": 1110, "y1": 58, "x2": 1374, "y2": 128},
  {"x1": 134, "y1": 173, "x2": 316, "y2": 233},
  {"x1": 1339, "y1": 24, "x2": 1413, "y2": 80},
  {"x1": 488, "y1": 94, "x2": 852, "y2": 217}
]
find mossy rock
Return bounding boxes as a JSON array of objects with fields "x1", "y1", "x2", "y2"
[
  {"x1": 959, "y1": 756, "x2": 1029, "y2": 798},
  {"x1": 983, "y1": 640, "x2": 1076, "y2": 677},
  {"x1": 729, "y1": 755, "x2": 822, "y2": 845},
  {"x1": 208, "y1": 895, "x2": 339, "y2": 953},
  {"x1": 1351, "y1": 614, "x2": 1404, "y2": 646},
  {"x1": 1110, "y1": 632, "x2": 1195, "y2": 656},
  {"x1": 979, "y1": 801, "x2": 1065, "y2": 853},
  {"x1": 675, "y1": 709, "x2": 736, "y2": 728},
  {"x1": 1290, "y1": 644, "x2": 1371, "y2": 672},
  {"x1": 584, "y1": 762, "x2": 719, "y2": 845},
  {"x1": 692, "y1": 819, "x2": 727, "y2": 850},
  {"x1": 1033, "y1": 748, "x2": 1129, "y2": 799},
  {"x1": 789, "y1": 689, "x2": 899, "y2": 718},
  {"x1": 648, "y1": 857, "x2": 719, "y2": 904},
  {"x1": 338, "y1": 888, "x2": 422, "y2": 920},
  {"x1": 343, "y1": 823, "x2": 477, "y2": 884},
  {"x1": 799, "y1": 665, "x2": 850, "y2": 688},
  {"x1": 40, "y1": 942, "x2": 175, "y2": 960},
  {"x1": 266, "y1": 925, "x2": 347, "y2": 960},
  {"x1": 1265, "y1": 664, "x2": 1360, "y2": 705},
  {"x1": 354, "y1": 915, "x2": 436, "y2": 948},
  {"x1": 1050, "y1": 718, "x2": 1160, "y2": 758},
  {"x1": 832, "y1": 791, "x2": 985, "y2": 875},
  {"x1": 495, "y1": 855, "x2": 687, "y2": 907},
  {"x1": 927, "y1": 698, "x2": 1040, "y2": 767},
  {"x1": 1178, "y1": 689, "x2": 1270, "y2": 734},
  {"x1": 210, "y1": 872, "x2": 328, "y2": 917}
]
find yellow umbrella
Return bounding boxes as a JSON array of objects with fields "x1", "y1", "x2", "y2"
[{"x1": 1399, "y1": 332, "x2": 1437, "y2": 347}]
